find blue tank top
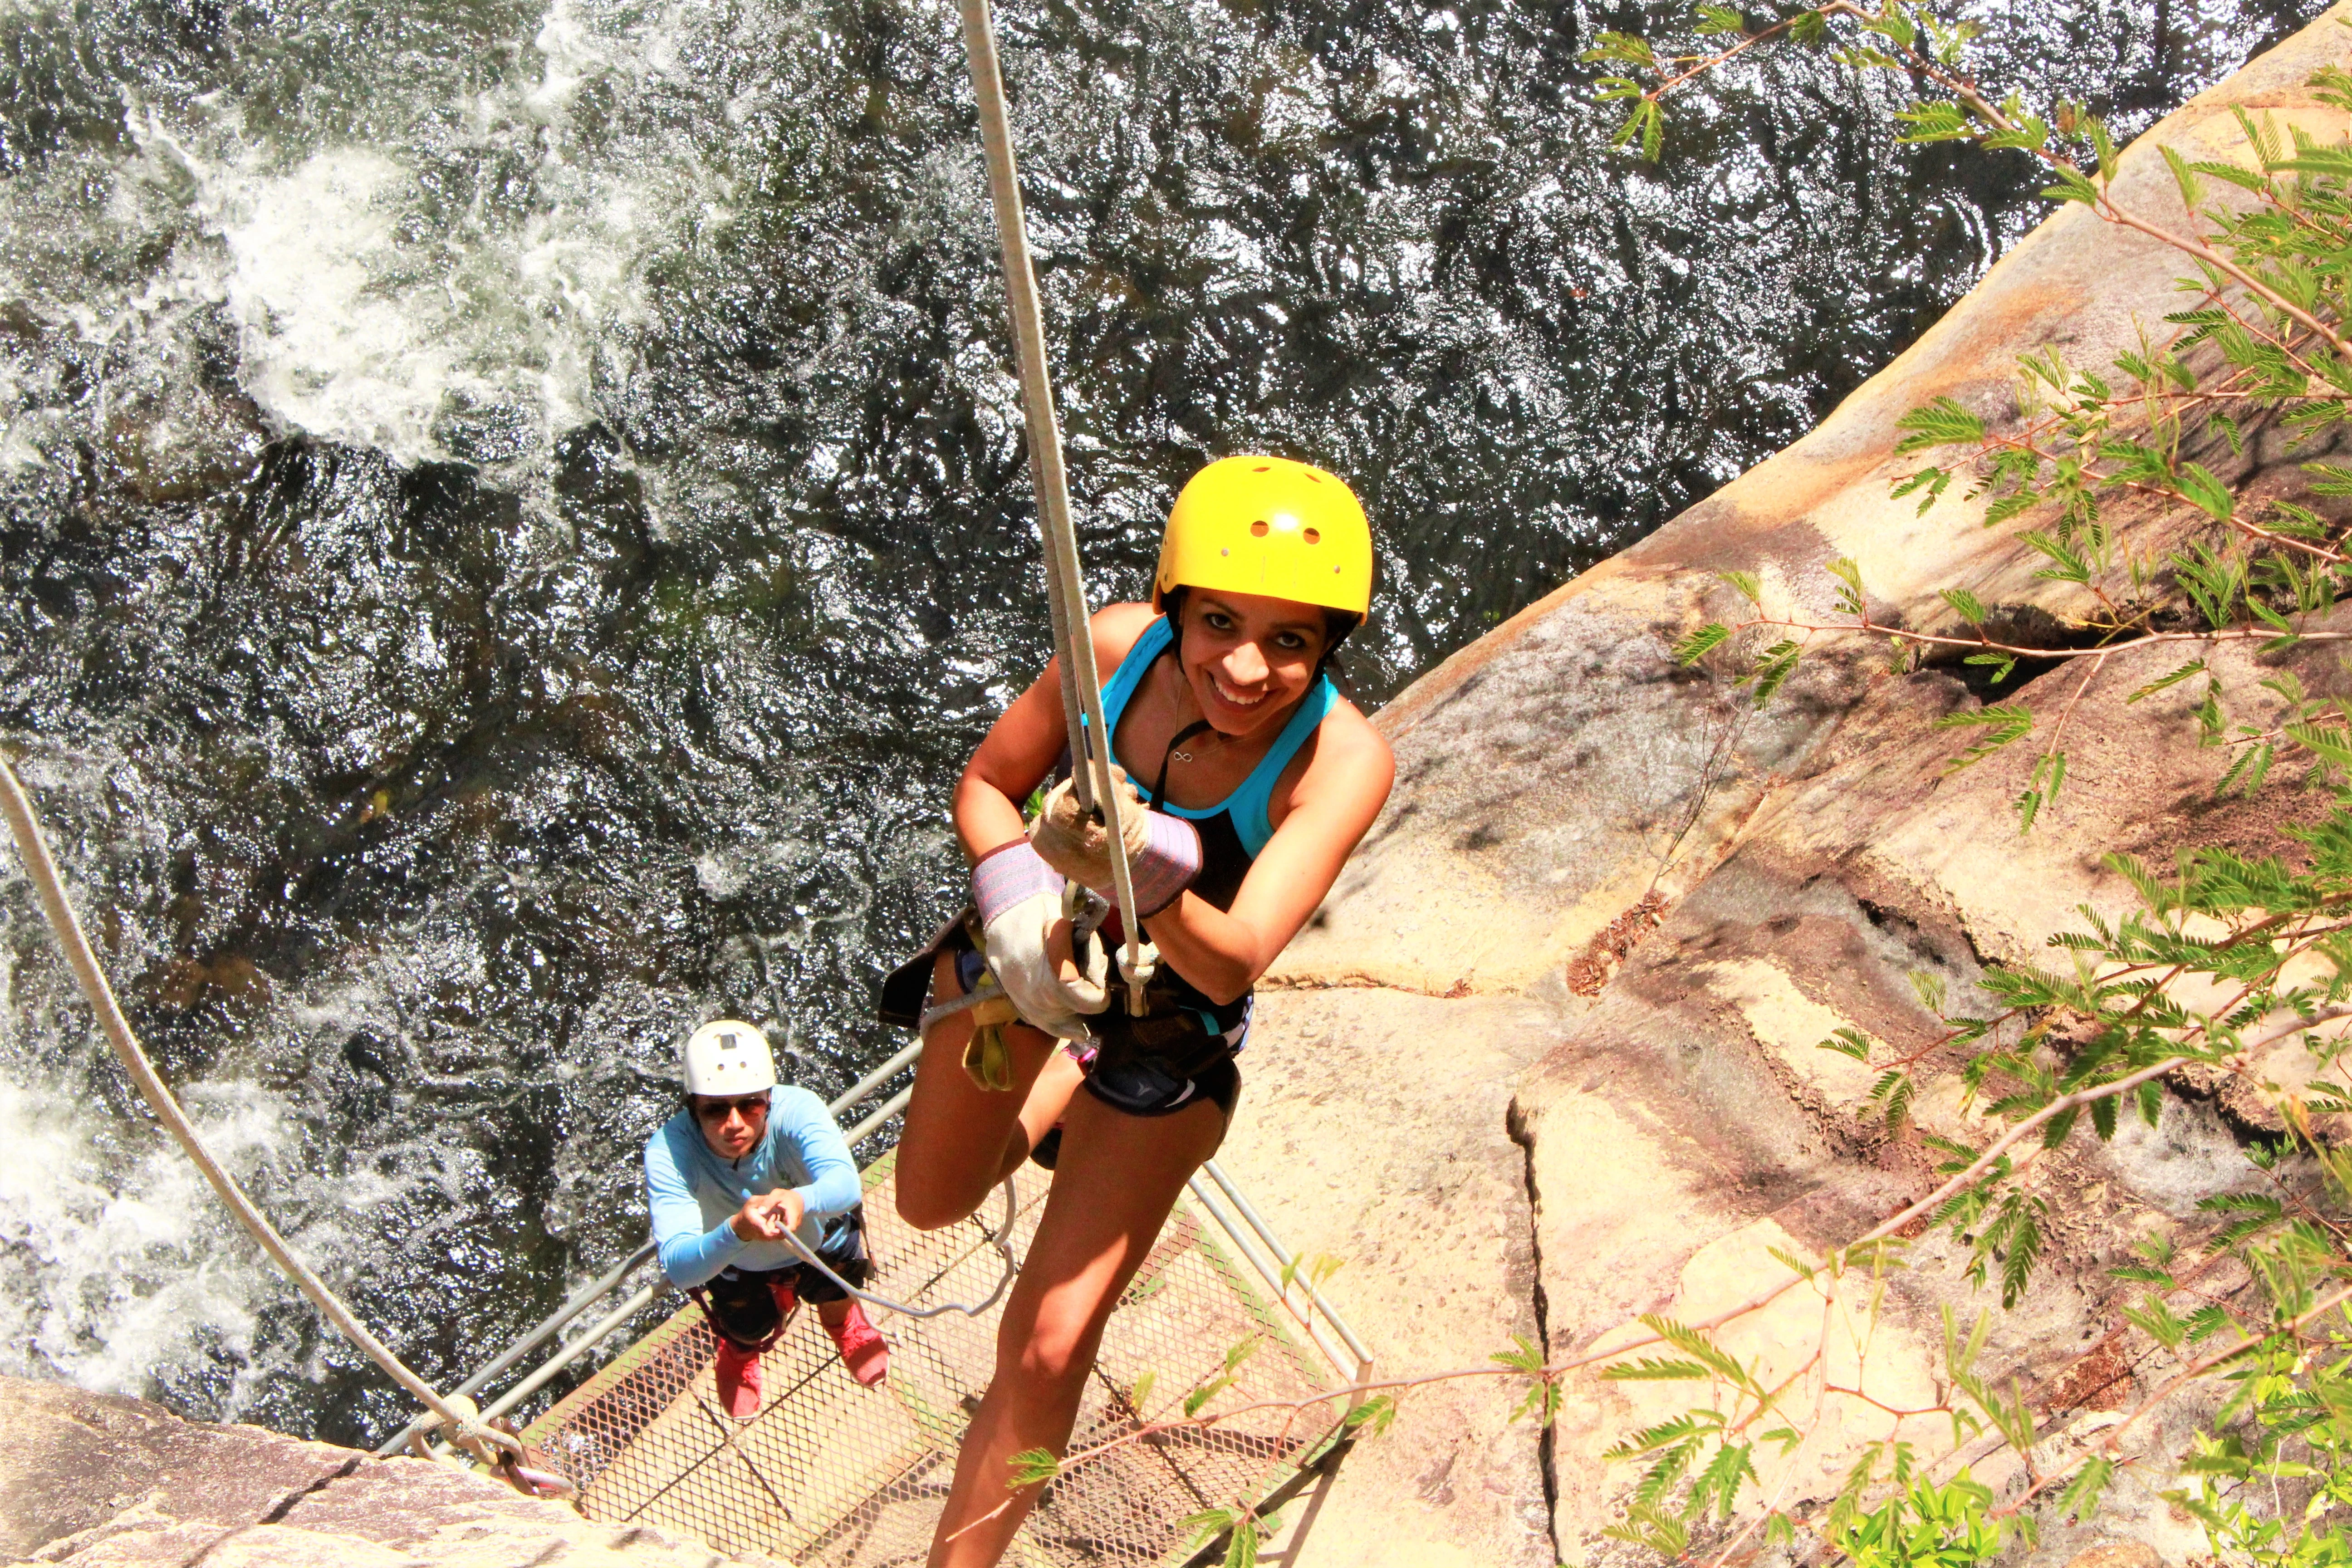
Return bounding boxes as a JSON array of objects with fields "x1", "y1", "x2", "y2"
[{"x1": 1096, "y1": 615, "x2": 1338, "y2": 913}]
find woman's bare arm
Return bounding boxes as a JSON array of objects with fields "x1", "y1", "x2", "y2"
[
  {"x1": 1138, "y1": 710, "x2": 1394, "y2": 1004},
  {"x1": 951, "y1": 605, "x2": 1159, "y2": 863}
]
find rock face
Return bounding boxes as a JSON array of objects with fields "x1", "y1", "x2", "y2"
[
  {"x1": 1217, "y1": 8, "x2": 2352, "y2": 1566},
  {"x1": 0, "y1": 1373, "x2": 782, "y2": 1567}
]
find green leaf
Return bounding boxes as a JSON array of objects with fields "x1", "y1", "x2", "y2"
[
  {"x1": 1819, "y1": 1026, "x2": 1873, "y2": 1060},
  {"x1": 2161, "y1": 145, "x2": 2205, "y2": 210},
  {"x1": 2177, "y1": 462, "x2": 2238, "y2": 522},
  {"x1": 2059, "y1": 1456, "x2": 2113, "y2": 1522},
  {"x1": 1008, "y1": 1447, "x2": 1062, "y2": 1488},
  {"x1": 1896, "y1": 102, "x2": 1972, "y2": 143},
  {"x1": 1598, "y1": 1357, "x2": 1713, "y2": 1382},
  {"x1": 2000, "y1": 1208, "x2": 2043, "y2": 1307},
  {"x1": 2043, "y1": 167, "x2": 2102, "y2": 206},
  {"x1": 1748, "y1": 639, "x2": 1802, "y2": 703},
  {"x1": 1893, "y1": 396, "x2": 1987, "y2": 455},
  {"x1": 1180, "y1": 1508, "x2": 1238, "y2": 1549},
  {"x1": 1672, "y1": 623, "x2": 1732, "y2": 665},
  {"x1": 1826, "y1": 556, "x2": 1866, "y2": 616},
  {"x1": 1492, "y1": 1333, "x2": 1547, "y2": 1374},
  {"x1": 1940, "y1": 588, "x2": 1988, "y2": 625},
  {"x1": 1720, "y1": 569, "x2": 1763, "y2": 605},
  {"x1": 1581, "y1": 30, "x2": 1656, "y2": 66},
  {"x1": 1935, "y1": 704, "x2": 2034, "y2": 771},
  {"x1": 2127, "y1": 660, "x2": 2207, "y2": 704},
  {"x1": 2091, "y1": 1092, "x2": 2118, "y2": 1142},
  {"x1": 1892, "y1": 466, "x2": 1954, "y2": 515}
]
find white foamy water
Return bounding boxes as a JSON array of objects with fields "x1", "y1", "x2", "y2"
[
  {"x1": 0, "y1": 1068, "x2": 281, "y2": 1405},
  {"x1": 2, "y1": 0, "x2": 755, "y2": 482}
]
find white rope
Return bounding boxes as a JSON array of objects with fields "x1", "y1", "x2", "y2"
[
  {"x1": 0, "y1": 754, "x2": 523, "y2": 1463},
  {"x1": 956, "y1": 0, "x2": 1154, "y2": 1013},
  {"x1": 770, "y1": 1172, "x2": 1022, "y2": 1322}
]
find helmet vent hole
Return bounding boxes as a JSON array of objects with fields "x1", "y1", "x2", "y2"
[
  {"x1": 1249, "y1": 519, "x2": 1270, "y2": 537},
  {"x1": 1253, "y1": 464, "x2": 1271, "y2": 472},
  {"x1": 1303, "y1": 528, "x2": 1321, "y2": 545}
]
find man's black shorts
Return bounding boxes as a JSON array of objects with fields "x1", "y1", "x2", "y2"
[{"x1": 696, "y1": 1206, "x2": 871, "y2": 1350}]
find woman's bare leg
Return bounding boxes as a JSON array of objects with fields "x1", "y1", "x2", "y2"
[
  {"x1": 925, "y1": 1087, "x2": 1227, "y2": 1568},
  {"x1": 897, "y1": 951, "x2": 1079, "y2": 1231}
]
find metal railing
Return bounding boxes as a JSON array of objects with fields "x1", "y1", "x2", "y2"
[
  {"x1": 385, "y1": 1039, "x2": 1374, "y2": 1469},
  {"x1": 1188, "y1": 1158, "x2": 1375, "y2": 1388}
]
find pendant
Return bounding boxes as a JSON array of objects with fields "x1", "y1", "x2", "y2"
[{"x1": 1171, "y1": 749, "x2": 1193, "y2": 763}]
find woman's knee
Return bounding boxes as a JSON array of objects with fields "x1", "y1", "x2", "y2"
[
  {"x1": 894, "y1": 1171, "x2": 983, "y2": 1233},
  {"x1": 1004, "y1": 1300, "x2": 1105, "y2": 1392}
]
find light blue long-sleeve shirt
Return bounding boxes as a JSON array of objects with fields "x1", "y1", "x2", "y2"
[{"x1": 643, "y1": 1086, "x2": 863, "y2": 1289}]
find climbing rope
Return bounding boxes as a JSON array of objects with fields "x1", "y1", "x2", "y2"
[
  {"x1": 956, "y1": 0, "x2": 1154, "y2": 1014},
  {"x1": 774, "y1": 1170, "x2": 1023, "y2": 1323},
  {"x1": 0, "y1": 755, "x2": 525, "y2": 1468}
]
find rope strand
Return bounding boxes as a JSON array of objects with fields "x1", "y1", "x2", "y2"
[
  {"x1": 0, "y1": 754, "x2": 521, "y2": 1462},
  {"x1": 955, "y1": 0, "x2": 1153, "y2": 1012}
]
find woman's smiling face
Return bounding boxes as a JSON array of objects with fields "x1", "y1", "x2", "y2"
[{"x1": 1174, "y1": 589, "x2": 1333, "y2": 737}]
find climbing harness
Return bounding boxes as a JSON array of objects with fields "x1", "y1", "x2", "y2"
[
  {"x1": 0, "y1": 755, "x2": 528, "y2": 1470},
  {"x1": 955, "y1": 0, "x2": 1153, "y2": 1016}
]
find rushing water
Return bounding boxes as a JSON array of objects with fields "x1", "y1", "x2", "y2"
[{"x1": 0, "y1": 0, "x2": 2323, "y2": 1445}]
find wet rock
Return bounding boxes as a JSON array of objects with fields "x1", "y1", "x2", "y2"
[{"x1": 0, "y1": 1374, "x2": 786, "y2": 1567}]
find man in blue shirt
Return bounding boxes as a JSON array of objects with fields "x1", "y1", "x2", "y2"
[{"x1": 644, "y1": 1019, "x2": 887, "y2": 1417}]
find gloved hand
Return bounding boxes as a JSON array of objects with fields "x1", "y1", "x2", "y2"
[
  {"x1": 970, "y1": 840, "x2": 1108, "y2": 1044},
  {"x1": 1029, "y1": 769, "x2": 1203, "y2": 917}
]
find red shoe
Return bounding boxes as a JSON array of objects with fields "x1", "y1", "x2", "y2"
[
  {"x1": 825, "y1": 1302, "x2": 889, "y2": 1387},
  {"x1": 713, "y1": 1338, "x2": 763, "y2": 1419}
]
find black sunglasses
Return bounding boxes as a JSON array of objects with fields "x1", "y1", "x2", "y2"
[{"x1": 692, "y1": 1094, "x2": 771, "y2": 1122}]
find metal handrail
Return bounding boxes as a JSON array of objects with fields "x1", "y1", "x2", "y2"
[
  {"x1": 1200, "y1": 1158, "x2": 1376, "y2": 1376},
  {"x1": 373, "y1": 1240, "x2": 659, "y2": 1456},
  {"x1": 1185, "y1": 1173, "x2": 1370, "y2": 1388},
  {"x1": 478, "y1": 1282, "x2": 662, "y2": 1423},
  {"x1": 832, "y1": 1039, "x2": 922, "y2": 1123}
]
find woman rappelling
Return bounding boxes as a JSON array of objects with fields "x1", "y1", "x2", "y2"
[{"x1": 879, "y1": 455, "x2": 1396, "y2": 1568}]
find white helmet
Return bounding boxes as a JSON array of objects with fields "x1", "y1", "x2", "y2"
[{"x1": 682, "y1": 1019, "x2": 779, "y2": 1097}]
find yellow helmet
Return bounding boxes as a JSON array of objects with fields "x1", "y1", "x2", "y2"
[{"x1": 1153, "y1": 456, "x2": 1373, "y2": 617}]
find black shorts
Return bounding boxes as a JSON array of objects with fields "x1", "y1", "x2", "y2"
[
  {"x1": 1029, "y1": 1050, "x2": 1240, "y2": 1170},
  {"x1": 695, "y1": 1209, "x2": 870, "y2": 1351}
]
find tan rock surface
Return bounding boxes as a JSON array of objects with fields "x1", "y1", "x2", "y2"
[
  {"x1": 1224, "y1": 7, "x2": 2352, "y2": 1566},
  {"x1": 0, "y1": 1373, "x2": 785, "y2": 1568}
]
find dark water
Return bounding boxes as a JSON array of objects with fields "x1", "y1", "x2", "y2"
[{"x1": 0, "y1": 0, "x2": 2320, "y2": 1444}]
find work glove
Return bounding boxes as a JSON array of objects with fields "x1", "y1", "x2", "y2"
[
  {"x1": 1029, "y1": 768, "x2": 1203, "y2": 918},
  {"x1": 970, "y1": 840, "x2": 1108, "y2": 1055}
]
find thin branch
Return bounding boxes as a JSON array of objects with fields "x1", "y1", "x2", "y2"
[
  {"x1": 2102, "y1": 1281, "x2": 2352, "y2": 1453},
  {"x1": 1724, "y1": 614, "x2": 2352, "y2": 662}
]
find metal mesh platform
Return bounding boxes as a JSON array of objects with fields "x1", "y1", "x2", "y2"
[{"x1": 521, "y1": 1152, "x2": 1342, "y2": 1567}]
